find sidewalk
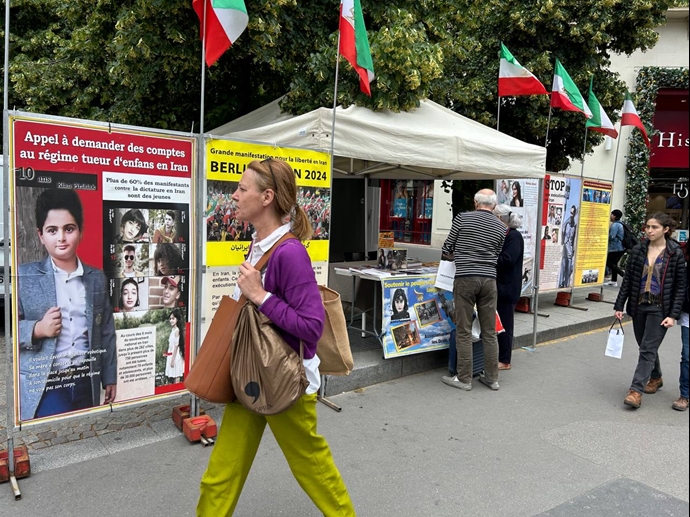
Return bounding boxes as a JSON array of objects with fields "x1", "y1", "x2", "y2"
[
  {"x1": 1, "y1": 319, "x2": 687, "y2": 516},
  {"x1": 2, "y1": 284, "x2": 622, "y2": 453}
]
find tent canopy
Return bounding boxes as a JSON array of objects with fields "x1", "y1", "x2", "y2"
[{"x1": 212, "y1": 98, "x2": 546, "y2": 180}]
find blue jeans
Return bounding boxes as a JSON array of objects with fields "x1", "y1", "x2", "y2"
[{"x1": 681, "y1": 325, "x2": 689, "y2": 399}]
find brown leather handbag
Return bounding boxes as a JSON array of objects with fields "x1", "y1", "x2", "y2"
[{"x1": 184, "y1": 233, "x2": 295, "y2": 403}]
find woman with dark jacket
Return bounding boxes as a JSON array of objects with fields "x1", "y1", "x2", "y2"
[
  {"x1": 614, "y1": 212, "x2": 686, "y2": 409},
  {"x1": 494, "y1": 205, "x2": 524, "y2": 370}
]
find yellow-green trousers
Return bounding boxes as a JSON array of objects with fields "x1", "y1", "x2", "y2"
[{"x1": 197, "y1": 393, "x2": 356, "y2": 516}]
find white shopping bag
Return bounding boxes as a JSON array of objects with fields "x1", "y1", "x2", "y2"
[
  {"x1": 605, "y1": 318, "x2": 625, "y2": 359},
  {"x1": 435, "y1": 259, "x2": 455, "y2": 292}
]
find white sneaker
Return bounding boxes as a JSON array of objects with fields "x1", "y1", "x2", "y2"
[{"x1": 605, "y1": 281, "x2": 618, "y2": 287}]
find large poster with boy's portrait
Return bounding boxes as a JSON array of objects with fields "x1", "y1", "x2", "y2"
[
  {"x1": 8, "y1": 113, "x2": 195, "y2": 426},
  {"x1": 381, "y1": 275, "x2": 455, "y2": 358}
]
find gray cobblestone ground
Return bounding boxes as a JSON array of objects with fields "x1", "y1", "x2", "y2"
[{"x1": 1, "y1": 333, "x2": 219, "y2": 452}]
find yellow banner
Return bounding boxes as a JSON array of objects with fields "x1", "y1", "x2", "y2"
[
  {"x1": 574, "y1": 180, "x2": 612, "y2": 287},
  {"x1": 205, "y1": 140, "x2": 331, "y2": 267}
]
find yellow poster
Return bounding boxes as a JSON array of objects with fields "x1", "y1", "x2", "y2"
[
  {"x1": 202, "y1": 140, "x2": 331, "y2": 335},
  {"x1": 574, "y1": 180, "x2": 612, "y2": 287},
  {"x1": 205, "y1": 140, "x2": 331, "y2": 266}
]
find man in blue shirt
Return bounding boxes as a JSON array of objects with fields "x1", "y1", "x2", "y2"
[{"x1": 606, "y1": 209, "x2": 626, "y2": 286}]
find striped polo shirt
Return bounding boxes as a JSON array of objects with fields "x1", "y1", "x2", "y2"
[{"x1": 442, "y1": 209, "x2": 507, "y2": 278}]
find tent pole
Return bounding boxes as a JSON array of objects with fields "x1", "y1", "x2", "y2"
[{"x1": 530, "y1": 178, "x2": 545, "y2": 349}]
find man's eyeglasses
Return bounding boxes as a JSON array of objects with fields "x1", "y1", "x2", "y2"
[
  {"x1": 261, "y1": 157, "x2": 278, "y2": 195},
  {"x1": 124, "y1": 255, "x2": 135, "y2": 260}
]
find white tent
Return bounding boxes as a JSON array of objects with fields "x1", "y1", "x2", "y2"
[{"x1": 211, "y1": 98, "x2": 546, "y2": 180}]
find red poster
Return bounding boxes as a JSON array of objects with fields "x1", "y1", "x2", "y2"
[{"x1": 9, "y1": 115, "x2": 196, "y2": 426}]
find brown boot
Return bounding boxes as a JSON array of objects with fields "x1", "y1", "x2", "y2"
[
  {"x1": 643, "y1": 377, "x2": 663, "y2": 394},
  {"x1": 672, "y1": 397, "x2": 689, "y2": 411},
  {"x1": 624, "y1": 389, "x2": 642, "y2": 408}
]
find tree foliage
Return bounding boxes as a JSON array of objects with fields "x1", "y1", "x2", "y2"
[{"x1": 1, "y1": 0, "x2": 677, "y2": 171}]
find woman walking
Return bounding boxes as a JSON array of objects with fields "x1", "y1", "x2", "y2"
[
  {"x1": 196, "y1": 158, "x2": 355, "y2": 516},
  {"x1": 494, "y1": 205, "x2": 524, "y2": 370},
  {"x1": 613, "y1": 213, "x2": 686, "y2": 409}
]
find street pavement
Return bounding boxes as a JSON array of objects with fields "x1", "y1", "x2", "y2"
[{"x1": 1, "y1": 315, "x2": 688, "y2": 516}]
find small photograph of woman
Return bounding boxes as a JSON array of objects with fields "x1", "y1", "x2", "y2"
[
  {"x1": 542, "y1": 225, "x2": 551, "y2": 241},
  {"x1": 510, "y1": 181, "x2": 523, "y2": 207},
  {"x1": 378, "y1": 248, "x2": 386, "y2": 269},
  {"x1": 112, "y1": 278, "x2": 148, "y2": 313},
  {"x1": 152, "y1": 243, "x2": 183, "y2": 276},
  {"x1": 391, "y1": 288, "x2": 410, "y2": 321},
  {"x1": 120, "y1": 278, "x2": 140, "y2": 313},
  {"x1": 116, "y1": 208, "x2": 149, "y2": 243},
  {"x1": 164, "y1": 308, "x2": 185, "y2": 384},
  {"x1": 547, "y1": 205, "x2": 557, "y2": 226}
]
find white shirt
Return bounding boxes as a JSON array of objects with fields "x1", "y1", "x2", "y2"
[
  {"x1": 51, "y1": 258, "x2": 90, "y2": 371},
  {"x1": 233, "y1": 223, "x2": 321, "y2": 395}
]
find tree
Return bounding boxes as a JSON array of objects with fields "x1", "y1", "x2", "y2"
[{"x1": 2, "y1": 0, "x2": 677, "y2": 172}]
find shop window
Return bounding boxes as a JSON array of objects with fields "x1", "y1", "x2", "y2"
[{"x1": 379, "y1": 179, "x2": 433, "y2": 245}]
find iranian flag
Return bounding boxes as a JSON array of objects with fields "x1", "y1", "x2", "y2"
[
  {"x1": 621, "y1": 91, "x2": 651, "y2": 148},
  {"x1": 340, "y1": 0, "x2": 375, "y2": 96},
  {"x1": 585, "y1": 79, "x2": 618, "y2": 138},
  {"x1": 498, "y1": 43, "x2": 547, "y2": 97},
  {"x1": 193, "y1": 0, "x2": 248, "y2": 67},
  {"x1": 551, "y1": 59, "x2": 592, "y2": 119}
]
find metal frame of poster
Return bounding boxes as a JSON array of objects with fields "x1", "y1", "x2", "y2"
[
  {"x1": 538, "y1": 175, "x2": 583, "y2": 292},
  {"x1": 202, "y1": 138, "x2": 331, "y2": 338},
  {"x1": 495, "y1": 178, "x2": 540, "y2": 295},
  {"x1": 574, "y1": 180, "x2": 613, "y2": 287},
  {"x1": 7, "y1": 112, "x2": 196, "y2": 427},
  {"x1": 380, "y1": 275, "x2": 455, "y2": 359}
]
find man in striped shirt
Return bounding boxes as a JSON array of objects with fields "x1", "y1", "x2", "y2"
[{"x1": 441, "y1": 189, "x2": 507, "y2": 391}]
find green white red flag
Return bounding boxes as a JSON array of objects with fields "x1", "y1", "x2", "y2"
[
  {"x1": 551, "y1": 59, "x2": 592, "y2": 119},
  {"x1": 585, "y1": 79, "x2": 618, "y2": 138},
  {"x1": 339, "y1": 0, "x2": 375, "y2": 96},
  {"x1": 498, "y1": 43, "x2": 547, "y2": 97},
  {"x1": 193, "y1": 0, "x2": 248, "y2": 67},
  {"x1": 621, "y1": 91, "x2": 651, "y2": 148}
]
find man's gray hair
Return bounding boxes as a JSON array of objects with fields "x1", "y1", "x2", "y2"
[
  {"x1": 474, "y1": 191, "x2": 497, "y2": 208},
  {"x1": 494, "y1": 204, "x2": 522, "y2": 229}
]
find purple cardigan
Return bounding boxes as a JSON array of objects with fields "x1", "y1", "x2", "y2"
[{"x1": 259, "y1": 238, "x2": 324, "y2": 359}]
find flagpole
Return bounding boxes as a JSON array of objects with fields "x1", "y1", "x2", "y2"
[
  {"x1": 329, "y1": 32, "x2": 342, "y2": 166},
  {"x1": 319, "y1": 29, "x2": 343, "y2": 412},
  {"x1": 190, "y1": 0, "x2": 208, "y2": 419},
  {"x1": 497, "y1": 97, "x2": 501, "y2": 131},
  {"x1": 611, "y1": 125, "x2": 624, "y2": 186},
  {"x1": 579, "y1": 126, "x2": 588, "y2": 178},
  {"x1": 544, "y1": 105, "x2": 553, "y2": 148}
]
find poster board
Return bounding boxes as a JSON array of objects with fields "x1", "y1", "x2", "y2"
[
  {"x1": 8, "y1": 113, "x2": 196, "y2": 426},
  {"x1": 574, "y1": 180, "x2": 612, "y2": 287},
  {"x1": 380, "y1": 275, "x2": 455, "y2": 359},
  {"x1": 496, "y1": 178, "x2": 539, "y2": 295},
  {"x1": 539, "y1": 175, "x2": 582, "y2": 291},
  {"x1": 202, "y1": 140, "x2": 331, "y2": 338}
]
